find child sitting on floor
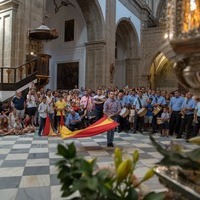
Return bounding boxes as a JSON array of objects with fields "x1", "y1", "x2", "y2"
[
  {"x1": 13, "y1": 118, "x2": 23, "y2": 135},
  {"x1": 23, "y1": 114, "x2": 36, "y2": 133}
]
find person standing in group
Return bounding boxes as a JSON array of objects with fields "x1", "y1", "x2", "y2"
[
  {"x1": 133, "y1": 90, "x2": 147, "y2": 133},
  {"x1": 11, "y1": 90, "x2": 26, "y2": 120},
  {"x1": 144, "y1": 98, "x2": 153, "y2": 132},
  {"x1": 80, "y1": 89, "x2": 93, "y2": 112},
  {"x1": 103, "y1": 91, "x2": 121, "y2": 147},
  {"x1": 38, "y1": 96, "x2": 48, "y2": 136},
  {"x1": 151, "y1": 90, "x2": 166, "y2": 134},
  {"x1": 160, "y1": 107, "x2": 170, "y2": 137},
  {"x1": 26, "y1": 89, "x2": 38, "y2": 126},
  {"x1": 177, "y1": 92, "x2": 196, "y2": 140},
  {"x1": 55, "y1": 94, "x2": 67, "y2": 133},
  {"x1": 117, "y1": 90, "x2": 129, "y2": 133},
  {"x1": 168, "y1": 90, "x2": 184, "y2": 136},
  {"x1": 46, "y1": 89, "x2": 55, "y2": 131},
  {"x1": 93, "y1": 89, "x2": 106, "y2": 121}
]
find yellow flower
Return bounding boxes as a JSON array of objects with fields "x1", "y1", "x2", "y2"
[
  {"x1": 133, "y1": 150, "x2": 139, "y2": 164},
  {"x1": 114, "y1": 147, "x2": 122, "y2": 169},
  {"x1": 117, "y1": 159, "x2": 133, "y2": 183},
  {"x1": 141, "y1": 168, "x2": 154, "y2": 183}
]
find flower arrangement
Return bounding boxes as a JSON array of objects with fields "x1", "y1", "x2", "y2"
[{"x1": 56, "y1": 143, "x2": 165, "y2": 200}]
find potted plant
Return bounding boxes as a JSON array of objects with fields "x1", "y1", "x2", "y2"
[{"x1": 56, "y1": 143, "x2": 166, "y2": 200}]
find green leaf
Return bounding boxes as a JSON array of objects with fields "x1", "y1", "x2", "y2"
[
  {"x1": 56, "y1": 159, "x2": 67, "y2": 167},
  {"x1": 61, "y1": 182, "x2": 76, "y2": 197},
  {"x1": 96, "y1": 169, "x2": 111, "y2": 180},
  {"x1": 143, "y1": 191, "x2": 166, "y2": 200},
  {"x1": 57, "y1": 169, "x2": 69, "y2": 180},
  {"x1": 74, "y1": 159, "x2": 95, "y2": 176},
  {"x1": 57, "y1": 144, "x2": 68, "y2": 158},
  {"x1": 125, "y1": 187, "x2": 138, "y2": 200},
  {"x1": 67, "y1": 143, "x2": 77, "y2": 159}
]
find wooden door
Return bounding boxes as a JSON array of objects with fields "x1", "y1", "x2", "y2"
[{"x1": 57, "y1": 62, "x2": 79, "y2": 90}]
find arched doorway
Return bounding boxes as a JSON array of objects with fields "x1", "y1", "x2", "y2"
[
  {"x1": 150, "y1": 52, "x2": 177, "y2": 91},
  {"x1": 45, "y1": 0, "x2": 105, "y2": 90},
  {"x1": 115, "y1": 19, "x2": 139, "y2": 88}
]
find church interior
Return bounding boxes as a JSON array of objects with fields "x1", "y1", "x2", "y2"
[{"x1": 0, "y1": 0, "x2": 200, "y2": 199}]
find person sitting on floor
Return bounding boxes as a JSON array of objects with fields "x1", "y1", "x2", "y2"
[
  {"x1": 65, "y1": 109, "x2": 82, "y2": 131},
  {"x1": 0, "y1": 114, "x2": 13, "y2": 136},
  {"x1": 8, "y1": 108, "x2": 19, "y2": 129},
  {"x1": 23, "y1": 114, "x2": 36, "y2": 133},
  {"x1": 13, "y1": 118, "x2": 23, "y2": 135}
]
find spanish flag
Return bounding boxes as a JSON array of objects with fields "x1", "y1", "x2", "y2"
[
  {"x1": 60, "y1": 116, "x2": 119, "y2": 139},
  {"x1": 43, "y1": 116, "x2": 57, "y2": 136}
]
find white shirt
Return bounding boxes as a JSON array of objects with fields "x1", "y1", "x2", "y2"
[
  {"x1": 46, "y1": 95, "x2": 55, "y2": 114},
  {"x1": 38, "y1": 102, "x2": 48, "y2": 118},
  {"x1": 26, "y1": 94, "x2": 37, "y2": 108}
]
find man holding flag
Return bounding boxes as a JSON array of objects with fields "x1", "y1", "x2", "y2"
[{"x1": 103, "y1": 91, "x2": 121, "y2": 147}]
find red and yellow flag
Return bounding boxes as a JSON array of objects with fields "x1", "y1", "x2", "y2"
[
  {"x1": 43, "y1": 116, "x2": 57, "y2": 137},
  {"x1": 60, "y1": 116, "x2": 119, "y2": 139}
]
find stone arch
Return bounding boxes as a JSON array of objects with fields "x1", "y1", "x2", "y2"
[
  {"x1": 46, "y1": 0, "x2": 105, "y2": 90},
  {"x1": 115, "y1": 18, "x2": 140, "y2": 58},
  {"x1": 156, "y1": 0, "x2": 166, "y2": 21},
  {"x1": 76, "y1": 0, "x2": 105, "y2": 41},
  {"x1": 149, "y1": 51, "x2": 177, "y2": 91},
  {"x1": 145, "y1": 40, "x2": 176, "y2": 73},
  {"x1": 114, "y1": 18, "x2": 140, "y2": 88},
  {"x1": 46, "y1": 0, "x2": 105, "y2": 41}
]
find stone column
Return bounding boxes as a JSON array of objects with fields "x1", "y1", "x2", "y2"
[
  {"x1": 0, "y1": 0, "x2": 19, "y2": 67},
  {"x1": 104, "y1": 0, "x2": 116, "y2": 87},
  {"x1": 125, "y1": 58, "x2": 140, "y2": 87},
  {"x1": 85, "y1": 40, "x2": 106, "y2": 90}
]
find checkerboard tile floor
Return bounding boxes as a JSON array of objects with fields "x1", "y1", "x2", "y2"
[{"x1": 0, "y1": 131, "x2": 197, "y2": 200}]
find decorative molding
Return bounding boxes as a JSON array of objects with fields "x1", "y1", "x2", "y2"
[
  {"x1": 119, "y1": 0, "x2": 157, "y2": 28},
  {"x1": 85, "y1": 40, "x2": 107, "y2": 46},
  {"x1": 0, "y1": 0, "x2": 19, "y2": 13}
]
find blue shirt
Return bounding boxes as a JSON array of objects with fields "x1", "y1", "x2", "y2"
[
  {"x1": 169, "y1": 96, "x2": 185, "y2": 111},
  {"x1": 127, "y1": 95, "x2": 137, "y2": 106},
  {"x1": 123, "y1": 95, "x2": 130, "y2": 106},
  {"x1": 103, "y1": 98, "x2": 121, "y2": 115},
  {"x1": 152, "y1": 95, "x2": 166, "y2": 106},
  {"x1": 134, "y1": 97, "x2": 147, "y2": 110},
  {"x1": 117, "y1": 97, "x2": 126, "y2": 108},
  {"x1": 146, "y1": 103, "x2": 153, "y2": 116},
  {"x1": 65, "y1": 112, "x2": 81, "y2": 126},
  {"x1": 181, "y1": 98, "x2": 196, "y2": 115}
]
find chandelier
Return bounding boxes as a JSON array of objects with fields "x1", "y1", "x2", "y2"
[{"x1": 167, "y1": 0, "x2": 200, "y2": 95}]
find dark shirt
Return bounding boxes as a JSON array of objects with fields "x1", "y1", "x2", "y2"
[{"x1": 12, "y1": 96, "x2": 25, "y2": 110}]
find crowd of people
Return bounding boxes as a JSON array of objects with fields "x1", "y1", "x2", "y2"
[{"x1": 0, "y1": 82, "x2": 200, "y2": 146}]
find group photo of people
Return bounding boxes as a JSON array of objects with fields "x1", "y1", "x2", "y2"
[{"x1": 0, "y1": 82, "x2": 200, "y2": 146}]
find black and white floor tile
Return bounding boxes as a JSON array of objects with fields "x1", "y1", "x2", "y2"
[{"x1": 0, "y1": 131, "x2": 197, "y2": 200}]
